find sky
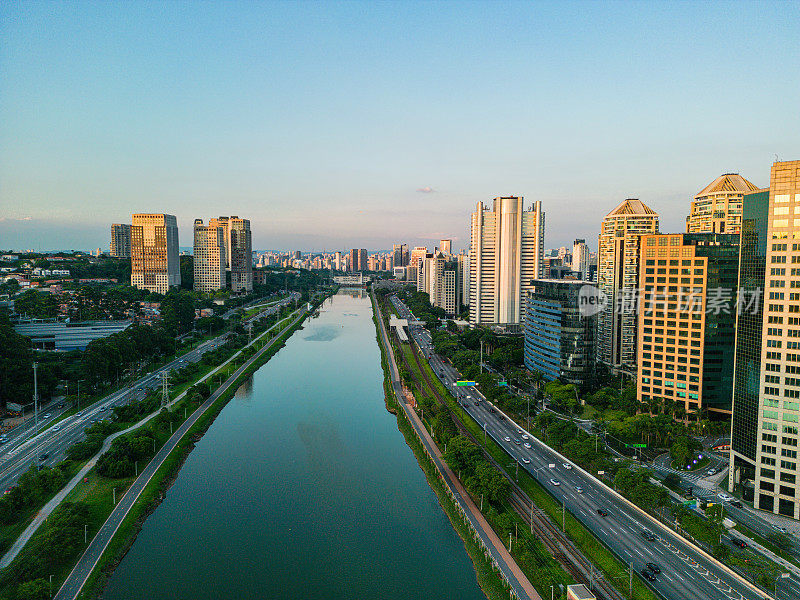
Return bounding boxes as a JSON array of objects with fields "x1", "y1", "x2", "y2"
[{"x1": 1, "y1": 1, "x2": 799, "y2": 253}]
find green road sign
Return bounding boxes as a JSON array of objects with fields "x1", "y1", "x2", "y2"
[
  {"x1": 455, "y1": 381, "x2": 477, "y2": 387},
  {"x1": 625, "y1": 443, "x2": 647, "y2": 448}
]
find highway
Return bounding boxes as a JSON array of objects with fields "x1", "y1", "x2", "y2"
[
  {"x1": 0, "y1": 293, "x2": 297, "y2": 494},
  {"x1": 391, "y1": 295, "x2": 772, "y2": 600}
]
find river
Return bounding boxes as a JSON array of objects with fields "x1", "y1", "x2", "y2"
[{"x1": 103, "y1": 290, "x2": 487, "y2": 600}]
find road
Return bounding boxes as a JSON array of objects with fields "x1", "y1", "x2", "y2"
[
  {"x1": 0, "y1": 293, "x2": 298, "y2": 494},
  {"x1": 390, "y1": 295, "x2": 774, "y2": 600},
  {"x1": 53, "y1": 304, "x2": 309, "y2": 600}
]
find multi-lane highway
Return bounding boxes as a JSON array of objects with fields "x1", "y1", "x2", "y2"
[
  {"x1": 0, "y1": 293, "x2": 297, "y2": 494},
  {"x1": 390, "y1": 295, "x2": 773, "y2": 600}
]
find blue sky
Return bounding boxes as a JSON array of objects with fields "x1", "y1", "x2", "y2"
[{"x1": 1, "y1": 1, "x2": 798, "y2": 252}]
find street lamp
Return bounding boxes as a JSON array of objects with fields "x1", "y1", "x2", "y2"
[{"x1": 775, "y1": 572, "x2": 790, "y2": 599}]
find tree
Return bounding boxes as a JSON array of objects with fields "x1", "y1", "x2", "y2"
[
  {"x1": 443, "y1": 435, "x2": 482, "y2": 475},
  {"x1": 0, "y1": 312, "x2": 34, "y2": 408},
  {"x1": 15, "y1": 579, "x2": 49, "y2": 600}
]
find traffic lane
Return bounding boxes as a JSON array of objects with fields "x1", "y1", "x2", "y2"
[
  {"x1": 397, "y1": 307, "x2": 758, "y2": 599},
  {"x1": 477, "y1": 412, "x2": 735, "y2": 600}
]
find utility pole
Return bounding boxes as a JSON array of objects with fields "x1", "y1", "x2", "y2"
[
  {"x1": 562, "y1": 501, "x2": 565, "y2": 532},
  {"x1": 629, "y1": 561, "x2": 633, "y2": 596},
  {"x1": 480, "y1": 340, "x2": 484, "y2": 374},
  {"x1": 161, "y1": 371, "x2": 170, "y2": 408},
  {"x1": 33, "y1": 363, "x2": 39, "y2": 433}
]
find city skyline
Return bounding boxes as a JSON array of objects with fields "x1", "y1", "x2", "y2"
[{"x1": 2, "y1": 2, "x2": 799, "y2": 251}]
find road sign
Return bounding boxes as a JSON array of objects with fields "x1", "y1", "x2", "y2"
[
  {"x1": 625, "y1": 443, "x2": 647, "y2": 448},
  {"x1": 455, "y1": 381, "x2": 477, "y2": 387},
  {"x1": 497, "y1": 381, "x2": 508, "y2": 387},
  {"x1": 597, "y1": 471, "x2": 605, "y2": 475}
]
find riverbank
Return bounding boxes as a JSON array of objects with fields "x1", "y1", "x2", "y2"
[
  {"x1": 76, "y1": 305, "x2": 314, "y2": 599},
  {"x1": 35, "y1": 296, "x2": 325, "y2": 600},
  {"x1": 370, "y1": 289, "x2": 538, "y2": 600}
]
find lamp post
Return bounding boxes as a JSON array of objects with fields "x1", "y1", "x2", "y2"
[{"x1": 775, "y1": 572, "x2": 790, "y2": 599}]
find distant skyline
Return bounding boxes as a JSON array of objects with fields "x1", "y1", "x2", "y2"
[{"x1": 2, "y1": 1, "x2": 798, "y2": 253}]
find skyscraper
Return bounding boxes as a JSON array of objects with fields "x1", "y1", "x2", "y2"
[
  {"x1": 524, "y1": 280, "x2": 596, "y2": 388},
  {"x1": 193, "y1": 219, "x2": 226, "y2": 292},
  {"x1": 131, "y1": 213, "x2": 180, "y2": 294},
  {"x1": 686, "y1": 173, "x2": 760, "y2": 234},
  {"x1": 392, "y1": 243, "x2": 409, "y2": 268},
  {"x1": 209, "y1": 216, "x2": 253, "y2": 292},
  {"x1": 110, "y1": 224, "x2": 131, "y2": 258},
  {"x1": 636, "y1": 233, "x2": 739, "y2": 420},
  {"x1": 596, "y1": 199, "x2": 659, "y2": 375},
  {"x1": 439, "y1": 239, "x2": 452, "y2": 255},
  {"x1": 469, "y1": 197, "x2": 545, "y2": 328},
  {"x1": 729, "y1": 160, "x2": 800, "y2": 520},
  {"x1": 349, "y1": 248, "x2": 368, "y2": 271},
  {"x1": 458, "y1": 251, "x2": 470, "y2": 313},
  {"x1": 572, "y1": 239, "x2": 589, "y2": 280}
]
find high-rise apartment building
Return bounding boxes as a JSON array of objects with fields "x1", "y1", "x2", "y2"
[
  {"x1": 686, "y1": 173, "x2": 761, "y2": 234},
  {"x1": 349, "y1": 248, "x2": 368, "y2": 271},
  {"x1": 131, "y1": 213, "x2": 180, "y2": 294},
  {"x1": 596, "y1": 199, "x2": 659, "y2": 375},
  {"x1": 209, "y1": 216, "x2": 253, "y2": 292},
  {"x1": 524, "y1": 280, "x2": 596, "y2": 388},
  {"x1": 469, "y1": 197, "x2": 545, "y2": 328},
  {"x1": 392, "y1": 243, "x2": 409, "y2": 267},
  {"x1": 193, "y1": 219, "x2": 226, "y2": 292},
  {"x1": 110, "y1": 224, "x2": 131, "y2": 258},
  {"x1": 636, "y1": 233, "x2": 739, "y2": 420},
  {"x1": 572, "y1": 239, "x2": 589, "y2": 280},
  {"x1": 729, "y1": 161, "x2": 800, "y2": 520},
  {"x1": 418, "y1": 253, "x2": 458, "y2": 316},
  {"x1": 458, "y1": 252, "x2": 470, "y2": 312},
  {"x1": 439, "y1": 239, "x2": 452, "y2": 255}
]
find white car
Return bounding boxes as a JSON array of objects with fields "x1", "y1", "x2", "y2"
[
  {"x1": 43, "y1": 413, "x2": 51, "y2": 419},
  {"x1": 718, "y1": 492, "x2": 734, "y2": 502},
  {"x1": 504, "y1": 436, "x2": 511, "y2": 442},
  {"x1": 521, "y1": 434, "x2": 529, "y2": 440},
  {"x1": 524, "y1": 443, "x2": 531, "y2": 449},
  {"x1": 550, "y1": 479, "x2": 561, "y2": 486},
  {"x1": 576, "y1": 486, "x2": 584, "y2": 494},
  {"x1": 53, "y1": 425, "x2": 61, "y2": 432},
  {"x1": 563, "y1": 463, "x2": 573, "y2": 470},
  {"x1": 522, "y1": 458, "x2": 531, "y2": 464}
]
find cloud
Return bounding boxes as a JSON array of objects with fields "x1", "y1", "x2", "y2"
[
  {"x1": 0, "y1": 216, "x2": 33, "y2": 222},
  {"x1": 416, "y1": 186, "x2": 435, "y2": 193}
]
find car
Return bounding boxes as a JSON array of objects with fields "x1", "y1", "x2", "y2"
[
  {"x1": 706, "y1": 469, "x2": 715, "y2": 476},
  {"x1": 521, "y1": 434, "x2": 529, "y2": 440},
  {"x1": 43, "y1": 413, "x2": 51, "y2": 419},
  {"x1": 489, "y1": 407, "x2": 496, "y2": 413},
  {"x1": 517, "y1": 429, "x2": 523, "y2": 434},
  {"x1": 731, "y1": 500, "x2": 743, "y2": 508},
  {"x1": 52, "y1": 426, "x2": 60, "y2": 432},
  {"x1": 640, "y1": 569, "x2": 656, "y2": 582},
  {"x1": 645, "y1": 562, "x2": 660, "y2": 574},
  {"x1": 562, "y1": 463, "x2": 572, "y2": 470},
  {"x1": 99, "y1": 406, "x2": 106, "y2": 412},
  {"x1": 717, "y1": 492, "x2": 734, "y2": 502},
  {"x1": 524, "y1": 443, "x2": 531, "y2": 449},
  {"x1": 76, "y1": 411, "x2": 83, "y2": 417},
  {"x1": 641, "y1": 530, "x2": 656, "y2": 541},
  {"x1": 597, "y1": 508, "x2": 608, "y2": 517},
  {"x1": 771, "y1": 524, "x2": 789, "y2": 534},
  {"x1": 730, "y1": 538, "x2": 748, "y2": 548},
  {"x1": 549, "y1": 479, "x2": 560, "y2": 486},
  {"x1": 504, "y1": 436, "x2": 511, "y2": 442},
  {"x1": 522, "y1": 458, "x2": 531, "y2": 464},
  {"x1": 514, "y1": 439, "x2": 521, "y2": 445},
  {"x1": 57, "y1": 403, "x2": 64, "y2": 409},
  {"x1": 576, "y1": 486, "x2": 584, "y2": 494},
  {"x1": 38, "y1": 453, "x2": 49, "y2": 461},
  {"x1": 474, "y1": 402, "x2": 480, "y2": 406}
]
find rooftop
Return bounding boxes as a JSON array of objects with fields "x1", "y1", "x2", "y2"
[
  {"x1": 695, "y1": 173, "x2": 760, "y2": 198},
  {"x1": 605, "y1": 198, "x2": 658, "y2": 217}
]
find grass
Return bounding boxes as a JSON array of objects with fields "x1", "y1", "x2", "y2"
[
  {"x1": 734, "y1": 524, "x2": 800, "y2": 568},
  {"x1": 671, "y1": 455, "x2": 711, "y2": 471},
  {"x1": 395, "y1": 322, "x2": 660, "y2": 600}
]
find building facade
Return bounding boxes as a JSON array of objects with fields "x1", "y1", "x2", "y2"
[
  {"x1": 572, "y1": 239, "x2": 589, "y2": 280},
  {"x1": 636, "y1": 233, "x2": 739, "y2": 420},
  {"x1": 131, "y1": 213, "x2": 180, "y2": 294},
  {"x1": 596, "y1": 199, "x2": 659, "y2": 375},
  {"x1": 469, "y1": 197, "x2": 545, "y2": 328},
  {"x1": 729, "y1": 189, "x2": 770, "y2": 504},
  {"x1": 729, "y1": 161, "x2": 800, "y2": 520},
  {"x1": 193, "y1": 219, "x2": 227, "y2": 292},
  {"x1": 686, "y1": 173, "x2": 761, "y2": 234},
  {"x1": 439, "y1": 239, "x2": 452, "y2": 256},
  {"x1": 524, "y1": 280, "x2": 595, "y2": 388},
  {"x1": 110, "y1": 224, "x2": 131, "y2": 258}
]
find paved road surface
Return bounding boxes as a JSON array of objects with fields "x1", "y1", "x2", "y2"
[{"x1": 391, "y1": 295, "x2": 774, "y2": 600}]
